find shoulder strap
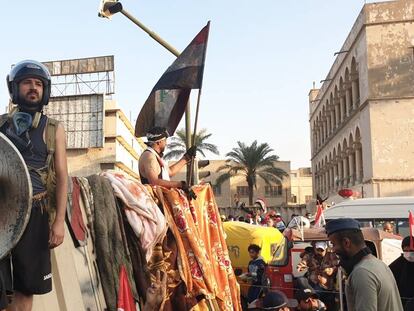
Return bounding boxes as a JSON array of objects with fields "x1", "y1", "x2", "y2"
[
  {"x1": 0, "y1": 114, "x2": 8, "y2": 129},
  {"x1": 45, "y1": 117, "x2": 59, "y2": 167}
]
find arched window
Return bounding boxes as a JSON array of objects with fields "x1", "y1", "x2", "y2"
[
  {"x1": 345, "y1": 67, "x2": 353, "y2": 114},
  {"x1": 337, "y1": 144, "x2": 343, "y2": 187},
  {"x1": 342, "y1": 138, "x2": 349, "y2": 186},
  {"x1": 330, "y1": 92, "x2": 336, "y2": 130},
  {"x1": 351, "y1": 58, "x2": 360, "y2": 106},
  {"x1": 355, "y1": 127, "x2": 363, "y2": 182},
  {"x1": 349, "y1": 133, "x2": 356, "y2": 185},
  {"x1": 334, "y1": 86, "x2": 341, "y2": 125},
  {"x1": 339, "y1": 77, "x2": 346, "y2": 120}
]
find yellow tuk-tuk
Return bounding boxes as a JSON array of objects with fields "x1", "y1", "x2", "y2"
[
  {"x1": 223, "y1": 221, "x2": 284, "y2": 302},
  {"x1": 224, "y1": 221, "x2": 284, "y2": 268}
]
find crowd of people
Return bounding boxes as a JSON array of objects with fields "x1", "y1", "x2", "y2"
[
  {"x1": 221, "y1": 198, "x2": 310, "y2": 233},
  {"x1": 231, "y1": 208, "x2": 414, "y2": 311}
]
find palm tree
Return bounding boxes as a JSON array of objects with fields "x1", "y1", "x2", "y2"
[
  {"x1": 216, "y1": 140, "x2": 288, "y2": 206},
  {"x1": 164, "y1": 128, "x2": 219, "y2": 160}
]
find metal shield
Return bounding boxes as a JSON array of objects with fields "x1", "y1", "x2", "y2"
[{"x1": 0, "y1": 132, "x2": 32, "y2": 259}]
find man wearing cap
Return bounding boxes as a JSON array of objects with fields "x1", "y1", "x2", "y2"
[
  {"x1": 297, "y1": 241, "x2": 337, "y2": 288},
  {"x1": 260, "y1": 290, "x2": 298, "y2": 311},
  {"x1": 138, "y1": 126, "x2": 196, "y2": 189},
  {"x1": 295, "y1": 287, "x2": 326, "y2": 311},
  {"x1": 389, "y1": 236, "x2": 414, "y2": 310},
  {"x1": 297, "y1": 242, "x2": 326, "y2": 286},
  {"x1": 326, "y1": 218, "x2": 403, "y2": 311}
]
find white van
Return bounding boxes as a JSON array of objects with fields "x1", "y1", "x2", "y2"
[{"x1": 324, "y1": 196, "x2": 414, "y2": 237}]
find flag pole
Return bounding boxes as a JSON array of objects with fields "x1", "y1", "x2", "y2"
[
  {"x1": 189, "y1": 21, "x2": 210, "y2": 186},
  {"x1": 189, "y1": 89, "x2": 203, "y2": 186},
  {"x1": 118, "y1": 7, "x2": 193, "y2": 180}
]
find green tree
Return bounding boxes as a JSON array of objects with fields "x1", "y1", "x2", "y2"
[
  {"x1": 216, "y1": 140, "x2": 288, "y2": 205},
  {"x1": 164, "y1": 128, "x2": 219, "y2": 160}
]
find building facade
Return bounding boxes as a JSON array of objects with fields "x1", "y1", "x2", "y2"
[
  {"x1": 65, "y1": 99, "x2": 145, "y2": 179},
  {"x1": 40, "y1": 56, "x2": 145, "y2": 179},
  {"x1": 309, "y1": 0, "x2": 414, "y2": 204},
  {"x1": 289, "y1": 167, "x2": 313, "y2": 205}
]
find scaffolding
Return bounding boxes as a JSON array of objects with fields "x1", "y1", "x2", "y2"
[{"x1": 43, "y1": 55, "x2": 115, "y2": 97}]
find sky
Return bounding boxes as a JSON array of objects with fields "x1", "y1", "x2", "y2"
[{"x1": 0, "y1": 0, "x2": 375, "y2": 169}]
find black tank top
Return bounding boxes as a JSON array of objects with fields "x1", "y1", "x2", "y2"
[{"x1": 20, "y1": 115, "x2": 48, "y2": 194}]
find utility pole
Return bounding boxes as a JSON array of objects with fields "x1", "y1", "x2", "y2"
[{"x1": 99, "y1": 1, "x2": 192, "y2": 150}]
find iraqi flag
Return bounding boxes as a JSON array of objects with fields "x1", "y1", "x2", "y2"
[
  {"x1": 117, "y1": 265, "x2": 135, "y2": 311},
  {"x1": 313, "y1": 205, "x2": 326, "y2": 228},
  {"x1": 135, "y1": 22, "x2": 210, "y2": 137},
  {"x1": 409, "y1": 211, "x2": 414, "y2": 250}
]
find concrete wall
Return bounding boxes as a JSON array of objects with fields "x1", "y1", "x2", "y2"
[
  {"x1": 369, "y1": 98, "x2": 414, "y2": 178},
  {"x1": 366, "y1": 20, "x2": 414, "y2": 98},
  {"x1": 67, "y1": 146, "x2": 114, "y2": 177}
]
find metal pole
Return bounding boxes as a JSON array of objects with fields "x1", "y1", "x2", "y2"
[
  {"x1": 119, "y1": 8, "x2": 192, "y2": 180},
  {"x1": 188, "y1": 89, "x2": 203, "y2": 186},
  {"x1": 120, "y1": 9, "x2": 179, "y2": 56},
  {"x1": 188, "y1": 21, "x2": 210, "y2": 186}
]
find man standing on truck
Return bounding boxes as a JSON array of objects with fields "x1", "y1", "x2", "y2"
[
  {"x1": 326, "y1": 218, "x2": 403, "y2": 311},
  {"x1": 138, "y1": 126, "x2": 196, "y2": 190}
]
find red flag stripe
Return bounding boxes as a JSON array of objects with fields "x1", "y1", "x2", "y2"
[
  {"x1": 117, "y1": 265, "x2": 135, "y2": 311},
  {"x1": 314, "y1": 205, "x2": 325, "y2": 228},
  {"x1": 192, "y1": 22, "x2": 210, "y2": 45}
]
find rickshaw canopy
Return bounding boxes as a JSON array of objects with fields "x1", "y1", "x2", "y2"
[{"x1": 224, "y1": 222, "x2": 284, "y2": 268}]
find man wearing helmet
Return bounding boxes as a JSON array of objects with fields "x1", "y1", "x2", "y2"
[{"x1": 0, "y1": 60, "x2": 68, "y2": 310}]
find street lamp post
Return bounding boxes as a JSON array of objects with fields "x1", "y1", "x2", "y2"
[{"x1": 98, "y1": 0, "x2": 192, "y2": 151}]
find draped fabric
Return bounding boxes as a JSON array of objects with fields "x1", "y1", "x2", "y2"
[
  {"x1": 101, "y1": 171, "x2": 168, "y2": 261},
  {"x1": 66, "y1": 177, "x2": 88, "y2": 246},
  {"x1": 86, "y1": 175, "x2": 138, "y2": 311},
  {"x1": 66, "y1": 173, "x2": 239, "y2": 311},
  {"x1": 77, "y1": 177, "x2": 95, "y2": 245},
  {"x1": 157, "y1": 184, "x2": 241, "y2": 311}
]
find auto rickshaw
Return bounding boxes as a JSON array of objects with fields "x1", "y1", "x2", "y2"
[{"x1": 223, "y1": 221, "x2": 284, "y2": 308}]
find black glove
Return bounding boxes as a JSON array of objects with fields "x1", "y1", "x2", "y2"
[
  {"x1": 180, "y1": 181, "x2": 197, "y2": 200},
  {"x1": 184, "y1": 146, "x2": 197, "y2": 160}
]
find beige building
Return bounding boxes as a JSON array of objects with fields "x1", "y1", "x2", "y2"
[
  {"x1": 43, "y1": 95, "x2": 145, "y2": 179},
  {"x1": 170, "y1": 159, "x2": 310, "y2": 219},
  {"x1": 66, "y1": 99, "x2": 145, "y2": 179},
  {"x1": 309, "y1": 0, "x2": 414, "y2": 205},
  {"x1": 289, "y1": 167, "x2": 313, "y2": 205}
]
